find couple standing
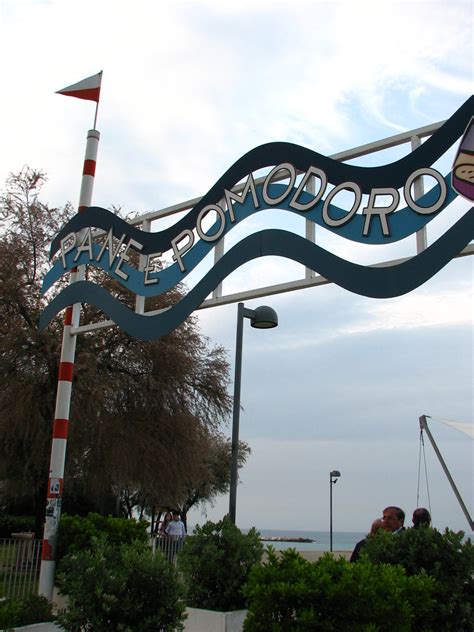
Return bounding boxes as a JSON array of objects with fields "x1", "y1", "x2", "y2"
[{"x1": 158, "y1": 511, "x2": 187, "y2": 539}]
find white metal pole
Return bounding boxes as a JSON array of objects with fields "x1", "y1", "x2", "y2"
[
  {"x1": 38, "y1": 129, "x2": 100, "y2": 599},
  {"x1": 411, "y1": 135, "x2": 427, "y2": 253},
  {"x1": 419, "y1": 415, "x2": 474, "y2": 531}
]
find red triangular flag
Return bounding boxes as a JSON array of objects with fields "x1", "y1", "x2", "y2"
[{"x1": 56, "y1": 72, "x2": 102, "y2": 102}]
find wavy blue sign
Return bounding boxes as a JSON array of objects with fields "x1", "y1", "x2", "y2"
[
  {"x1": 40, "y1": 97, "x2": 474, "y2": 341},
  {"x1": 41, "y1": 174, "x2": 457, "y2": 298}
]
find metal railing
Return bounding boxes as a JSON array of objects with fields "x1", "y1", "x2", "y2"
[
  {"x1": 0, "y1": 536, "x2": 42, "y2": 599},
  {"x1": 0, "y1": 535, "x2": 184, "y2": 601},
  {"x1": 150, "y1": 534, "x2": 185, "y2": 565}
]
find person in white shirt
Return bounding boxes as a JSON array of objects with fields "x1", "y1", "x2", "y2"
[{"x1": 165, "y1": 511, "x2": 186, "y2": 541}]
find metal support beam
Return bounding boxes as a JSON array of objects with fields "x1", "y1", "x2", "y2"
[{"x1": 419, "y1": 415, "x2": 473, "y2": 531}]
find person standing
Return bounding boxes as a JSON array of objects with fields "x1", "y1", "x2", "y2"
[
  {"x1": 412, "y1": 507, "x2": 431, "y2": 528},
  {"x1": 165, "y1": 511, "x2": 186, "y2": 555},
  {"x1": 382, "y1": 506, "x2": 405, "y2": 533},
  {"x1": 350, "y1": 518, "x2": 385, "y2": 563},
  {"x1": 158, "y1": 511, "x2": 173, "y2": 536},
  {"x1": 165, "y1": 511, "x2": 186, "y2": 538}
]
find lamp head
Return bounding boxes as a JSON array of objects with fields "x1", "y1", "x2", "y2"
[
  {"x1": 250, "y1": 305, "x2": 278, "y2": 329},
  {"x1": 330, "y1": 470, "x2": 341, "y2": 479}
]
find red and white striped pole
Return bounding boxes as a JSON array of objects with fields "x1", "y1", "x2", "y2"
[{"x1": 38, "y1": 128, "x2": 100, "y2": 599}]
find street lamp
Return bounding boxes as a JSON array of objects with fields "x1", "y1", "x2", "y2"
[
  {"x1": 229, "y1": 302, "x2": 278, "y2": 524},
  {"x1": 329, "y1": 470, "x2": 341, "y2": 552}
]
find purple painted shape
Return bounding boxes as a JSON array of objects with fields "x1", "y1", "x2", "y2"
[
  {"x1": 452, "y1": 117, "x2": 474, "y2": 201},
  {"x1": 452, "y1": 173, "x2": 474, "y2": 201}
]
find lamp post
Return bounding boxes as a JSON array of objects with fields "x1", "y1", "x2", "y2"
[
  {"x1": 229, "y1": 302, "x2": 278, "y2": 524},
  {"x1": 329, "y1": 470, "x2": 341, "y2": 552}
]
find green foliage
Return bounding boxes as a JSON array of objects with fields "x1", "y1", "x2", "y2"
[
  {"x1": 0, "y1": 514, "x2": 36, "y2": 538},
  {"x1": 56, "y1": 512, "x2": 149, "y2": 564},
  {"x1": 362, "y1": 527, "x2": 474, "y2": 630},
  {"x1": 178, "y1": 516, "x2": 263, "y2": 611},
  {"x1": 56, "y1": 536, "x2": 186, "y2": 632},
  {"x1": 0, "y1": 593, "x2": 54, "y2": 629},
  {"x1": 243, "y1": 548, "x2": 435, "y2": 631},
  {"x1": 173, "y1": 434, "x2": 251, "y2": 526}
]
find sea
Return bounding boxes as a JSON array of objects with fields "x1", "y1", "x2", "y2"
[
  {"x1": 247, "y1": 529, "x2": 366, "y2": 552},
  {"x1": 187, "y1": 526, "x2": 472, "y2": 551},
  {"x1": 248, "y1": 528, "x2": 473, "y2": 551}
]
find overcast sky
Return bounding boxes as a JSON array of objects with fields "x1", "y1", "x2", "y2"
[{"x1": 0, "y1": 0, "x2": 472, "y2": 533}]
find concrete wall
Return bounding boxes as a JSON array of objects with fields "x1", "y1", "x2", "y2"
[
  {"x1": 12, "y1": 624, "x2": 62, "y2": 632},
  {"x1": 184, "y1": 607, "x2": 247, "y2": 632}
]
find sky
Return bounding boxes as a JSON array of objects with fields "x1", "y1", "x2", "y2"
[{"x1": 0, "y1": 0, "x2": 472, "y2": 534}]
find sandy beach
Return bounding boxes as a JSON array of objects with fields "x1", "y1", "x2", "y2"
[
  {"x1": 264, "y1": 550, "x2": 352, "y2": 562},
  {"x1": 299, "y1": 550, "x2": 352, "y2": 562}
]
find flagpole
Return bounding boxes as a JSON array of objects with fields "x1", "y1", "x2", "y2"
[
  {"x1": 38, "y1": 127, "x2": 100, "y2": 601},
  {"x1": 93, "y1": 71, "x2": 102, "y2": 130},
  {"x1": 93, "y1": 101, "x2": 99, "y2": 130}
]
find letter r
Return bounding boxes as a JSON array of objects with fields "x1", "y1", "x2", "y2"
[{"x1": 362, "y1": 188, "x2": 400, "y2": 236}]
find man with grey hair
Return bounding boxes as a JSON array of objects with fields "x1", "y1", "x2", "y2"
[{"x1": 349, "y1": 517, "x2": 386, "y2": 563}]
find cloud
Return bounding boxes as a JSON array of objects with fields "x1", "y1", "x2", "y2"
[
  {"x1": 340, "y1": 284, "x2": 473, "y2": 335},
  {"x1": 189, "y1": 433, "x2": 473, "y2": 532},
  {"x1": 1, "y1": 0, "x2": 472, "y2": 536}
]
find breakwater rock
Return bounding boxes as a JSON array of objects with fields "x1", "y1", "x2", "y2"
[{"x1": 260, "y1": 536, "x2": 315, "y2": 543}]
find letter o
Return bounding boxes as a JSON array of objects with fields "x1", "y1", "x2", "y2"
[
  {"x1": 196, "y1": 204, "x2": 226, "y2": 242},
  {"x1": 262, "y1": 163, "x2": 297, "y2": 205},
  {"x1": 404, "y1": 168, "x2": 447, "y2": 215},
  {"x1": 322, "y1": 182, "x2": 362, "y2": 227}
]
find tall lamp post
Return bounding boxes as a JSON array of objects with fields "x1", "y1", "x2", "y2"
[
  {"x1": 229, "y1": 302, "x2": 278, "y2": 524},
  {"x1": 329, "y1": 470, "x2": 341, "y2": 552}
]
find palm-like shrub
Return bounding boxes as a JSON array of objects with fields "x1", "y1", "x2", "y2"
[
  {"x1": 362, "y1": 527, "x2": 474, "y2": 630},
  {"x1": 56, "y1": 536, "x2": 186, "y2": 631},
  {"x1": 178, "y1": 516, "x2": 263, "y2": 611},
  {"x1": 243, "y1": 548, "x2": 435, "y2": 631}
]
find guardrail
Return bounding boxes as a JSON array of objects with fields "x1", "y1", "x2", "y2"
[
  {"x1": 0, "y1": 535, "x2": 42, "y2": 599},
  {"x1": 1, "y1": 534, "x2": 183, "y2": 600},
  {"x1": 150, "y1": 534, "x2": 185, "y2": 564}
]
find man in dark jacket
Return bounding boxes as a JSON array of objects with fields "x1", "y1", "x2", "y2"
[
  {"x1": 382, "y1": 506, "x2": 405, "y2": 533},
  {"x1": 412, "y1": 507, "x2": 431, "y2": 528}
]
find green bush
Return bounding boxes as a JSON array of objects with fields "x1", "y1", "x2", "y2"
[
  {"x1": 0, "y1": 594, "x2": 54, "y2": 629},
  {"x1": 56, "y1": 512, "x2": 149, "y2": 564},
  {"x1": 362, "y1": 527, "x2": 474, "y2": 630},
  {"x1": 56, "y1": 535, "x2": 186, "y2": 631},
  {"x1": 243, "y1": 548, "x2": 435, "y2": 631},
  {"x1": 178, "y1": 516, "x2": 263, "y2": 612},
  {"x1": 0, "y1": 514, "x2": 36, "y2": 538}
]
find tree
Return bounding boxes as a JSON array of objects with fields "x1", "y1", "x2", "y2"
[
  {"x1": 117, "y1": 431, "x2": 251, "y2": 530},
  {"x1": 0, "y1": 168, "x2": 237, "y2": 526},
  {"x1": 170, "y1": 432, "x2": 251, "y2": 528},
  {"x1": 0, "y1": 168, "x2": 70, "y2": 520}
]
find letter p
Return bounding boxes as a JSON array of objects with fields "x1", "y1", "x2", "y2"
[{"x1": 59, "y1": 233, "x2": 77, "y2": 268}]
